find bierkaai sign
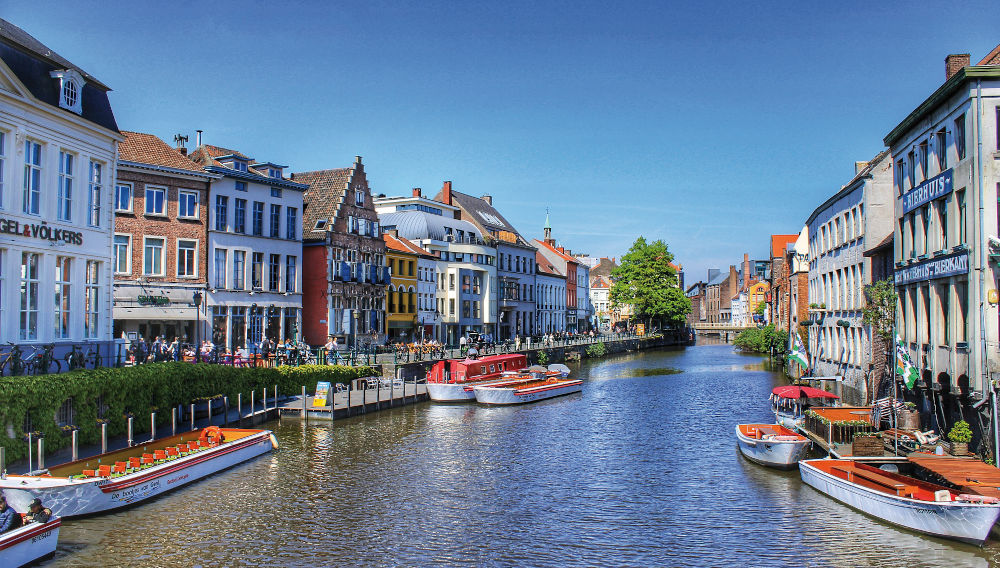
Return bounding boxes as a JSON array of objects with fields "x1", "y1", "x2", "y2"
[
  {"x1": 894, "y1": 251, "x2": 969, "y2": 286},
  {"x1": 0, "y1": 218, "x2": 84, "y2": 245}
]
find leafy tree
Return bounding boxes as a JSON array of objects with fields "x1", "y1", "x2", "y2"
[
  {"x1": 610, "y1": 237, "x2": 692, "y2": 329},
  {"x1": 753, "y1": 301, "x2": 766, "y2": 317},
  {"x1": 733, "y1": 324, "x2": 788, "y2": 355},
  {"x1": 862, "y1": 278, "x2": 898, "y2": 403}
]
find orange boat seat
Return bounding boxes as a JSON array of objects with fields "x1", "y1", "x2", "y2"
[
  {"x1": 82, "y1": 469, "x2": 95, "y2": 477},
  {"x1": 113, "y1": 462, "x2": 128, "y2": 474},
  {"x1": 129, "y1": 457, "x2": 141, "y2": 469},
  {"x1": 177, "y1": 443, "x2": 189, "y2": 453},
  {"x1": 166, "y1": 447, "x2": 179, "y2": 457},
  {"x1": 141, "y1": 456, "x2": 154, "y2": 465},
  {"x1": 154, "y1": 450, "x2": 167, "y2": 461},
  {"x1": 98, "y1": 465, "x2": 112, "y2": 477}
]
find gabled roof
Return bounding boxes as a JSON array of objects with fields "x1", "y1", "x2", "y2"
[
  {"x1": 0, "y1": 18, "x2": 117, "y2": 132},
  {"x1": 707, "y1": 271, "x2": 729, "y2": 286},
  {"x1": 439, "y1": 189, "x2": 530, "y2": 246},
  {"x1": 591, "y1": 275, "x2": 612, "y2": 289},
  {"x1": 980, "y1": 43, "x2": 1000, "y2": 66},
  {"x1": 535, "y1": 251, "x2": 564, "y2": 278},
  {"x1": 590, "y1": 257, "x2": 618, "y2": 279},
  {"x1": 534, "y1": 239, "x2": 578, "y2": 264},
  {"x1": 291, "y1": 167, "x2": 353, "y2": 241},
  {"x1": 118, "y1": 131, "x2": 206, "y2": 173},
  {"x1": 384, "y1": 233, "x2": 434, "y2": 258},
  {"x1": 770, "y1": 234, "x2": 798, "y2": 259}
]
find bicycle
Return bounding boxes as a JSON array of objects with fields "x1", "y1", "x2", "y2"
[
  {"x1": 32, "y1": 344, "x2": 61, "y2": 375},
  {"x1": 65, "y1": 344, "x2": 86, "y2": 371},
  {"x1": 86, "y1": 346, "x2": 103, "y2": 368},
  {"x1": 0, "y1": 343, "x2": 25, "y2": 376}
]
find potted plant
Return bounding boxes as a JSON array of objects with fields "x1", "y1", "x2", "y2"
[
  {"x1": 899, "y1": 401, "x2": 920, "y2": 430},
  {"x1": 948, "y1": 420, "x2": 973, "y2": 456},
  {"x1": 852, "y1": 431, "x2": 883, "y2": 456}
]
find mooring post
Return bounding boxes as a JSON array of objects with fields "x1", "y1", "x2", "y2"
[
  {"x1": 250, "y1": 390, "x2": 255, "y2": 425},
  {"x1": 301, "y1": 385, "x2": 307, "y2": 419},
  {"x1": 150, "y1": 412, "x2": 156, "y2": 441},
  {"x1": 171, "y1": 407, "x2": 177, "y2": 436},
  {"x1": 207, "y1": 399, "x2": 212, "y2": 426},
  {"x1": 127, "y1": 416, "x2": 134, "y2": 447},
  {"x1": 26, "y1": 432, "x2": 32, "y2": 474},
  {"x1": 223, "y1": 396, "x2": 229, "y2": 426},
  {"x1": 37, "y1": 437, "x2": 44, "y2": 471},
  {"x1": 71, "y1": 429, "x2": 78, "y2": 462},
  {"x1": 274, "y1": 385, "x2": 277, "y2": 409},
  {"x1": 263, "y1": 388, "x2": 268, "y2": 411},
  {"x1": 237, "y1": 393, "x2": 243, "y2": 427},
  {"x1": 0, "y1": 446, "x2": 5, "y2": 479},
  {"x1": 190, "y1": 404, "x2": 195, "y2": 431},
  {"x1": 101, "y1": 423, "x2": 107, "y2": 453}
]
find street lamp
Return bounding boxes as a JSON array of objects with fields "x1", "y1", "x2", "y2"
[
  {"x1": 352, "y1": 310, "x2": 360, "y2": 349},
  {"x1": 193, "y1": 290, "x2": 203, "y2": 363}
]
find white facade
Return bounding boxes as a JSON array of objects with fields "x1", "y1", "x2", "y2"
[
  {"x1": 806, "y1": 152, "x2": 893, "y2": 400},
  {"x1": 731, "y1": 292, "x2": 748, "y2": 328},
  {"x1": 0, "y1": 30, "x2": 121, "y2": 362},
  {"x1": 591, "y1": 282, "x2": 610, "y2": 329},
  {"x1": 416, "y1": 256, "x2": 438, "y2": 341},
  {"x1": 535, "y1": 272, "x2": 566, "y2": 333}
]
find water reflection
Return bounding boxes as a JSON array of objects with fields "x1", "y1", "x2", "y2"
[{"x1": 44, "y1": 345, "x2": 1000, "y2": 567}]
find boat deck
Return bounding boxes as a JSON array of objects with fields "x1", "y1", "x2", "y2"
[
  {"x1": 908, "y1": 455, "x2": 1000, "y2": 499},
  {"x1": 795, "y1": 406, "x2": 903, "y2": 460}
]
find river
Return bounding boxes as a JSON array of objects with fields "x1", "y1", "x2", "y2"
[{"x1": 45, "y1": 344, "x2": 1000, "y2": 567}]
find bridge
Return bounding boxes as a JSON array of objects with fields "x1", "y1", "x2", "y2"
[{"x1": 690, "y1": 322, "x2": 754, "y2": 340}]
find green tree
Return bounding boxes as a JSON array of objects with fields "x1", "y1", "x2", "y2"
[
  {"x1": 610, "y1": 237, "x2": 692, "y2": 329},
  {"x1": 862, "y1": 278, "x2": 898, "y2": 403}
]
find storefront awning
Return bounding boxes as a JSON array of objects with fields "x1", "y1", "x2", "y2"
[{"x1": 114, "y1": 306, "x2": 199, "y2": 321}]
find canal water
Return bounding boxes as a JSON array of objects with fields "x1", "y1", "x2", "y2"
[{"x1": 47, "y1": 344, "x2": 1000, "y2": 567}]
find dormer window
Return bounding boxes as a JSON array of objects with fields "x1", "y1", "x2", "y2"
[
  {"x1": 270, "y1": 168, "x2": 282, "y2": 179},
  {"x1": 313, "y1": 219, "x2": 327, "y2": 231},
  {"x1": 232, "y1": 160, "x2": 248, "y2": 172},
  {"x1": 50, "y1": 69, "x2": 85, "y2": 114}
]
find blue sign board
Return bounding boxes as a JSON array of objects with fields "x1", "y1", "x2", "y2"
[
  {"x1": 902, "y1": 169, "x2": 953, "y2": 214},
  {"x1": 894, "y1": 251, "x2": 969, "y2": 286}
]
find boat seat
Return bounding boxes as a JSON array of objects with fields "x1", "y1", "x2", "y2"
[
  {"x1": 141, "y1": 455, "x2": 154, "y2": 466},
  {"x1": 166, "y1": 447, "x2": 179, "y2": 457},
  {"x1": 113, "y1": 462, "x2": 128, "y2": 474},
  {"x1": 154, "y1": 450, "x2": 167, "y2": 461},
  {"x1": 832, "y1": 465, "x2": 915, "y2": 496},
  {"x1": 98, "y1": 465, "x2": 112, "y2": 477},
  {"x1": 82, "y1": 469, "x2": 95, "y2": 477},
  {"x1": 129, "y1": 457, "x2": 141, "y2": 469}
]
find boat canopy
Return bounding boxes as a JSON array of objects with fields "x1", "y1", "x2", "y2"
[{"x1": 771, "y1": 385, "x2": 839, "y2": 400}]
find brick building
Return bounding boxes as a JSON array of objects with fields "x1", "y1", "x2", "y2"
[
  {"x1": 113, "y1": 132, "x2": 218, "y2": 344},
  {"x1": 767, "y1": 234, "x2": 799, "y2": 331},
  {"x1": 292, "y1": 157, "x2": 388, "y2": 347}
]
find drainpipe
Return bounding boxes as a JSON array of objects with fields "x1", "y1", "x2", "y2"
[{"x1": 974, "y1": 80, "x2": 998, "y2": 465}]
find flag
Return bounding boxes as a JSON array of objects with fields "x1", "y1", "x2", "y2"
[
  {"x1": 895, "y1": 334, "x2": 919, "y2": 389},
  {"x1": 787, "y1": 331, "x2": 809, "y2": 372}
]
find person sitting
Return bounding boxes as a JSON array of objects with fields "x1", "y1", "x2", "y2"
[
  {"x1": 25, "y1": 498, "x2": 51, "y2": 524},
  {"x1": 0, "y1": 497, "x2": 22, "y2": 533}
]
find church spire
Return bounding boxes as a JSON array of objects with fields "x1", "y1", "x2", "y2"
[{"x1": 543, "y1": 208, "x2": 553, "y2": 244}]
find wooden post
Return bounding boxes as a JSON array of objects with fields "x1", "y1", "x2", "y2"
[
  {"x1": 36, "y1": 437, "x2": 43, "y2": 471},
  {"x1": 71, "y1": 429, "x2": 78, "y2": 462},
  {"x1": 26, "y1": 432, "x2": 31, "y2": 474},
  {"x1": 190, "y1": 404, "x2": 195, "y2": 431},
  {"x1": 301, "y1": 385, "x2": 307, "y2": 419},
  {"x1": 237, "y1": 393, "x2": 243, "y2": 427},
  {"x1": 150, "y1": 412, "x2": 156, "y2": 441},
  {"x1": 171, "y1": 407, "x2": 177, "y2": 436},
  {"x1": 101, "y1": 423, "x2": 107, "y2": 453}
]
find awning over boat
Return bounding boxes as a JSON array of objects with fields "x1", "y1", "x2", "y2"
[{"x1": 771, "y1": 385, "x2": 839, "y2": 400}]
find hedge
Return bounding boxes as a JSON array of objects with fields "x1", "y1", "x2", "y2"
[{"x1": 0, "y1": 362, "x2": 378, "y2": 463}]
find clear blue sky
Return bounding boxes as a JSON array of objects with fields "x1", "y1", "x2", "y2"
[{"x1": 5, "y1": 1, "x2": 999, "y2": 282}]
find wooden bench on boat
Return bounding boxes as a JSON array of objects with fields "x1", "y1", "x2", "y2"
[{"x1": 831, "y1": 464, "x2": 917, "y2": 497}]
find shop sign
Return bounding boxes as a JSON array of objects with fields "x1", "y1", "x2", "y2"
[
  {"x1": 313, "y1": 382, "x2": 331, "y2": 407},
  {"x1": 894, "y1": 251, "x2": 969, "y2": 286},
  {"x1": 0, "y1": 218, "x2": 84, "y2": 245},
  {"x1": 902, "y1": 169, "x2": 953, "y2": 214},
  {"x1": 137, "y1": 295, "x2": 170, "y2": 306}
]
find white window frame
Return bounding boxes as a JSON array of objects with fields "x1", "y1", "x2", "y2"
[
  {"x1": 84, "y1": 260, "x2": 100, "y2": 338},
  {"x1": 0, "y1": 129, "x2": 7, "y2": 210},
  {"x1": 115, "y1": 182, "x2": 133, "y2": 213},
  {"x1": 142, "y1": 236, "x2": 166, "y2": 276},
  {"x1": 113, "y1": 233, "x2": 132, "y2": 275},
  {"x1": 54, "y1": 256, "x2": 72, "y2": 339},
  {"x1": 176, "y1": 238, "x2": 198, "y2": 278},
  {"x1": 23, "y1": 139, "x2": 42, "y2": 215},
  {"x1": 88, "y1": 160, "x2": 103, "y2": 227},
  {"x1": 177, "y1": 189, "x2": 199, "y2": 219},
  {"x1": 57, "y1": 150, "x2": 74, "y2": 222},
  {"x1": 144, "y1": 185, "x2": 167, "y2": 217}
]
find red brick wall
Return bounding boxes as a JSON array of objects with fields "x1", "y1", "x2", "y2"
[
  {"x1": 302, "y1": 244, "x2": 329, "y2": 345},
  {"x1": 114, "y1": 169, "x2": 208, "y2": 284}
]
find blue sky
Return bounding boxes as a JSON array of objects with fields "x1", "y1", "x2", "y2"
[{"x1": 5, "y1": 1, "x2": 1000, "y2": 282}]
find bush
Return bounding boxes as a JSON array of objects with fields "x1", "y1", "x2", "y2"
[
  {"x1": 733, "y1": 324, "x2": 788, "y2": 355},
  {"x1": 537, "y1": 350, "x2": 550, "y2": 365},
  {"x1": 0, "y1": 362, "x2": 377, "y2": 463},
  {"x1": 948, "y1": 420, "x2": 973, "y2": 443},
  {"x1": 585, "y1": 342, "x2": 607, "y2": 358}
]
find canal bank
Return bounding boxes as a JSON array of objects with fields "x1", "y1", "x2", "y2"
[{"x1": 38, "y1": 343, "x2": 1000, "y2": 567}]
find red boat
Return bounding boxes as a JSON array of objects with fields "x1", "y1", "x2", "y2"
[{"x1": 426, "y1": 353, "x2": 528, "y2": 401}]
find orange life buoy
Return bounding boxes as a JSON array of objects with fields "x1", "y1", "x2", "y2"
[{"x1": 201, "y1": 426, "x2": 223, "y2": 444}]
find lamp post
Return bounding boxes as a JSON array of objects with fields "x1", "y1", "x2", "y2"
[
  {"x1": 352, "y1": 310, "x2": 360, "y2": 350},
  {"x1": 251, "y1": 303, "x2": 259, "y2": 357},
  {"x1": 193, "y1": 290, "x2": 203, "y2": 363}
]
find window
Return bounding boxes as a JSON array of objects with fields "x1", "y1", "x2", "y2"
[
  {"x1": 0, "y1": 131, "x2": 5, "y2": 207},
  {"x1": 54, "y1": 256, "x2": 71, "y2": 338},
  {"x1": 251, "y1": 252, "x2": 263, "y2": 289},
  {"x1": 177, "y1": 239, "x2": 197, "y2": 277},
  {"x1": 355, "y1": 190, "x2": 364, "y2": 206},
  {"x1": 268, "y1": 254, "x2": 281, "y2": 291},
  {"x1": 215, "y1": 195, "x2": 228, "y2": 231},
  {"x1": 286, "y1": 207, "x2": 297, "y2": 240},
  {"x1": 918, "y1": 142, "x2": 928, "y2": 181},
  {"x1": 895, "y1": 160, "x2": 905, "y2": 195},
  {"x1": 936, "y1": 198, "x2": 948, "y2": 250},
  {"x1": 88, "y1": 161, "x2": 102, "y2": 227},
  {"x1": 270, "y1": 187, "x2": 282, "y2": 198},
  {"x1": 957, "y1": 280, "x2": 968, "y2": 342},
  {"x1": 143, "y1": 237, "x2": 165, "y2": 275},
  {"x1": 462, "y1": 300, "x2": 471, "y2": 318},
  {"x1": 908, "y1": 213, "x2": 916, "y2": 258},
  {"x1": 20, "y1": 252, "x2": 39, "y2": 339},
  {"x1": 115, "y1": 183, "x2": 132, "y2": 212},
  {"x1": 178, "y1": 190, "x2": 199, "y2": 218},
  {"x1": 940, "y1": 284, "x2": 950, "y2": 345},
  {"x1": 286, "y1": 256, "x2": 297, "y2": 293},
  {"x1": 235, "y1": 181, "x2": 247, "y2": 192},
  {"x1": 252, "y1": 201, "x2": 264, "y2": 236},
  {"x1": 957, "y1": 189, "x2": 967, "y2": 244},
  {"x1": 214, "y1": 249, "x2": 227, "y2": 289},
  {"x1": 955, "y1": 114, "x2": 966, "y2": 160},
  {"x1": 114, "y1": 234, "x2": 130, "y2": 274},
  {"x1": 314, "y1": 219, "x2": 327, "y2": 231},
  {"x1": 907, "y1": 151, "x2": 916, "y2": 189},
  {"x1": 84, "y1": 261, "x2": 99, "y2": 339},
  {"x1": 270, "y1": 204, "x2": 281, "y2": 237},
  {"x1": 936, "y1": 129, "x2": 947, "y2": 171},
  {"x1": 462, "y1": 274, "x2": 470, "y2": 293},
  {"x1": 23, "y1": 140, "x2": 41, "y2": 214},
  {"x1": 270, "y1": 168, "x2": 281, "y2": 179},
  {"x1": 145, "y1": 186, "x2": 166, "y2": 216},
  {"x1": 57, "y1": 151, "x2": 73, "y2": 221},
  {"x1": 234, "y1": 198, "x2": 247, "y2": 233},
  {"x1": 232, "y1": 250, "x2": 246, "y2": 290}
]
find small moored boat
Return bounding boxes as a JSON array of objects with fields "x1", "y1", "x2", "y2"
[
  {"x1": 799, "y1": 459, "x2": 1000, "y2": 546},
  {"x1": 735, "y1": 423, "x2": 811, "y2": 469},
  {"x1": 426, "y1": 353, "x2": 528, "y2": 402},
  {"x1": 770, "y1": 385, "x2": 839, "y2": 428},
  {"x1": 0, "y1": 426, "x2": 275, "y2": 518},
  {"x1": 473, "y1": 365, "x2": 582, "y2": 405},
  {"x1": 0, "y1": 515, "x2": 60, "y2": 567}
]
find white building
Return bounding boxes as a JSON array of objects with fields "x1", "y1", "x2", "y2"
[
  {"x1": 0, "y1": 19, "x2": 121, "y2": 362},
  {"x1": 189, "y1": 140, "x2": 306, "y2": 350},
  {"x1": 806, "y1": 152, "x2": 893, "y2": 402},
  {"x1": 535, "y1": 251, "x2": 566, "y2": 333},
  {"x1": 590, "y1": 275, "x2": 612, "y2": 329},
  {"x1": 731, "y1": 291, "x2": 748, "y2": 328}
]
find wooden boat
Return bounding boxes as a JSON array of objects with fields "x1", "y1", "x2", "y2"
[
  {"x1": 0, "y1": 427, "x2": 275, "y2": 518},
  {"x1": 770, "y1": 385, "x2": 839, "y2": 428},
  {"x1": 426, "y1": 353, "x2": 528, "y2": 402},
  {"x1": 735, "y1": 424, "x2": 811, "y2": 469},
  {"x1": 472, "y1": 366, "x2": 582, "y2": 405},
  {"x1": 799, "y1": 459, "x2": 1000, "y2": 546},
  {"x1": 0, "y1": 515, "x2": 60, "y2": 568}
]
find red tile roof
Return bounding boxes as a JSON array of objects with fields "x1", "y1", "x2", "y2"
[
  {"x1": 291, "y1": 167, "x2": 353, "y2": 241},
  {"x1": 535, "y1": 251, "x2": 564, "y2": 277},
  {"x1": 118, "y1": 131, "x2": 204, "y2": 172},
  {"x1": 534, "y1": 239, "x2": 578, "y2": 264},
  {"x1": 383, "y1": 233, "x2": 434, "y2": 257},
  {"x1": 770, "y1": 234, "x2": 798, "y2": 259},
  {"x1": 591, "y1": 275, "x2": 612, "y2": 289}
]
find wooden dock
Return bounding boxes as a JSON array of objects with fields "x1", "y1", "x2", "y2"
[
  {"x1": 279, "y1": 380, "x2": 428, "y2": 420},
  {"x1": 908, "y1": 455, "x2": 1000, "y2": 499}
]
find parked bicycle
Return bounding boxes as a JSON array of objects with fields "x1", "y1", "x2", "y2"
[
  {"x1": 0, "y1": 342, "x2": 25, "y2": 376},
  {"x1": 27, "y1": 344, "x2": 61, "y2": 375},
  {"x1": 65, "y1": 344, "x2": 86, "y2": 371}
]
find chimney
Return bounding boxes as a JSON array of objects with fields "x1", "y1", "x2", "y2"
[
  {"x1": 945, "y1": 53, "x2": 970, "y2": 80},
  {"x1": 481, "y1": 194, "x2": 492, "y2": 205},
  {"x1": 195, "y1": 130, "x2": 203, "y2": 147},
  {"x1": 173, "y1": 134, "x2": 189, "y2": 156},
  {"x1": 742, "y1": 254, "x2": 751, "y2": 292},
  {"x1": 854, "y1": 161, "x2": 869, "y2": 174},
  {"x1": 442, "y1": 181, "x2": 452, "y2": 205},
  {"x1": 412, "y1": 188, "x2": 422, "y2": 198}
]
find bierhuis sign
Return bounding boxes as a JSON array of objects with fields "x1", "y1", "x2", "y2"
[{"x1": 0, "y1": 218, "x2": 84, "y2": 245}]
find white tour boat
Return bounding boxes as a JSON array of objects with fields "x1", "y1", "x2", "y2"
[
  {"x1": 0, "y1": 516, "x2": 60, "y2": 568},
  {"x1": 735, "y1": 423, "x2": 811, "y2": 469},
  {"x1": 0, "y1": 426, "x2": 275, "y2": 518},
  {"x1": 473, "y1": 365, "x2": 582, "y2": 405},
  {"x1": 770, "y1": 384, "x2": 839, "y2": 428},
  {"x1": 799, "y1": 459, "x2": 1000, "y2": 546}
]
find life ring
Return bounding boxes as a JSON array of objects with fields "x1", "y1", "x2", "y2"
[{"x1": 201, "y1": 426, "x2": 224, "y2": 444}]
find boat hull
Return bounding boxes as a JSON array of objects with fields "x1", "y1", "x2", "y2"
[
  {"x1": 426, "y1": 382, "x2": 477, "y2": 402},
  {"x1": 799, "y1": 460, "x2": 1000, "y2": 546},
  {"x1": 0, "y1": 517, "x2": 60, "y2": 568},
  {"x1": 474, "y1": 380, "x2": 582, "y2": 405},
  {"x1": 0, "y1": 431, "x2": 273, "y2": 518},
  {"x1": 735, "y1": 425, "x2": 810, "y2": 469}
]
